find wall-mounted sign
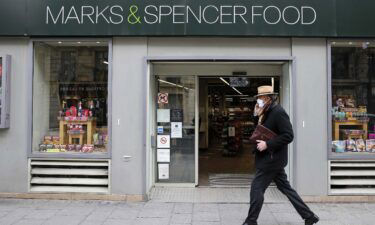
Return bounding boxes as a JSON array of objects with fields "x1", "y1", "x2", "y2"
[
  {"x1": 0, "y1": 55, "x2": 11, "y2": 129},
  {"x1": 2, "y1": 0, "x2": 375, "y2": 37},
  {"x1": 230, "y1": 77, "x2": 249, "y2": 87}
]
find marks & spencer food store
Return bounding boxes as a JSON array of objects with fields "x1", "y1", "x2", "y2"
[{"x1": 0, "y1": 0, "x2": 375, "y2": 200}]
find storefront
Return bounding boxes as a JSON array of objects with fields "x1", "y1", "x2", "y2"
[{"x1": 0, "y1": 0, "x2": 375, "y2": 199}]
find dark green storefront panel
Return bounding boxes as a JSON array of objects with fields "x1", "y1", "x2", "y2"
[
  {"x1": 0, "y1": 0, "x2": 374, "y2": 37},
  {"x1": 0, "y1": 0, "x2": 27, "y2": 36}
]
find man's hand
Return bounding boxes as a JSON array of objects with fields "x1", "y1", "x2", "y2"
[{"x1": 256, "y1": 140, "x2": 267, "y2": 152}]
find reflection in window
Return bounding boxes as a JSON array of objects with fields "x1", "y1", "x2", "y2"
[
  {"x1": 32, "y1": 41, "x2": 109, "y2": 154},
  {"x1": 331, "y1": 42, "x2": 375, "y2": 154}
]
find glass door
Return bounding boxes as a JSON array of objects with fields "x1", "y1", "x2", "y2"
[{"x1": 154, "y1": 75, "x2": 197, "y2": 183}]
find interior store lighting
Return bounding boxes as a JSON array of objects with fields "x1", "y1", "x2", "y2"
[{"x1": 158, "y1": 79, "x2": 193, "y2": 91}]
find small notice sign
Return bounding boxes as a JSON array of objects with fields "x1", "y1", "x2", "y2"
[
  {"x1": 157, "y1": 109, "x2": 170, "y2": 123},
  {"x1": 158, "y1": 93, "x2": 169, "y2": 104},
  {"x1": 157, "y1": 135, "x2": 170, "y2": 148},
  {"x1": 158, "y1": 164, "x2": 169, "y2": 180},
  {"x1": 157, "y1": 149, "x2": 170, "y2": 162},
  {"x1": 171, "y1": 122, "x2": 183, "y2": 138}
]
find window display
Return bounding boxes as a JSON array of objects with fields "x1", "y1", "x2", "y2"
[
  {"x1": 32, "y1": 41, "x2": 109, "y2": 154},
  {"x1": 0, "y1": 55, "x2": 11, "y2": 129},
  {"x1": 331, "y1": 41, "x2": 375, "y2": 155}
]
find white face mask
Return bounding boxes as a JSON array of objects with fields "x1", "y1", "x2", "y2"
[{"x1": 257, "y1": 99, "x2": 265, "y2": 108}]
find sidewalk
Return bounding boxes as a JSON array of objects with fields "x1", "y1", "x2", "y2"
[{"x1": 0, "y1": 198, "x2": 375, "y2": 225}]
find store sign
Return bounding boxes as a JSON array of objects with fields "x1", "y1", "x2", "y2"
[{"x1": 0, "y1": 0, "x2": 375, "y2": 36}]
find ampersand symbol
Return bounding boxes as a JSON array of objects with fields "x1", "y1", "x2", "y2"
[{"x1": 128, "y1": 5, "x2": 141, "y2": 24}]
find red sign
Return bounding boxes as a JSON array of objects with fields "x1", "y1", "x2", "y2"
[{"x1": 158, "y1": 93, "x2": 169, "y2": 104}]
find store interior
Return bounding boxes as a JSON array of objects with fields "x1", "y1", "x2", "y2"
[{"x1": 198, "y1": 76, "x2": 280, "y2": 187}]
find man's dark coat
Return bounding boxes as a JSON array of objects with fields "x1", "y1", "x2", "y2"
[{"x1": 254, "y1": 103, "x2": 294, "y2": 170}]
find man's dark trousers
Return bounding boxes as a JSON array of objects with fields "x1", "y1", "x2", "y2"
[{"x1": 246, "y1": 168, "x2": 314, "y2": 224}]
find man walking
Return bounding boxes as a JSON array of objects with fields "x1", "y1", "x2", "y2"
[{"x1": 243, "y1": 86, "x2": 319, "y2": 225}]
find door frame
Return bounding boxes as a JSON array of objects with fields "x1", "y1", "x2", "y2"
[{"x1": 145, "y1": 56, "x2": 296, "y2": 193}]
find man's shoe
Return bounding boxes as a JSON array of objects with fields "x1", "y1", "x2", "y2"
[
  {"x1": 242, "y1": 222, "x2": 257, "y2": 225},
  {"x1": 305, "y1": 214, "x2": 319, "y2": 225}
]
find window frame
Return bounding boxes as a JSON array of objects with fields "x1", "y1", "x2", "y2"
[
  {"x1": 28, "y1": 38, "x2": 112, "y2": 159},
  {"x1": 328, "y1": 39, "x2": 375, "y2": 160}
]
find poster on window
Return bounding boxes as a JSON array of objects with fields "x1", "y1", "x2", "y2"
[
  {"x1": 158, "y1": 164, "x2": 169, "y2": 180},
  {"x1": 171, "y1": 109, "x2": 183, "y2": 122},
  {"x1": 157, "y1": 135, "x2": 170, "y2": 148},
  {"x1": 171, "y1": 122, "x2": 183, "y2": 138},
  {"x1": 158, "y1": 93, "x2": 169, "y2": 104},
  {"x1": 157, "y1": 109, "x2": 170, "y2": 123},
  {"x1": 157, "y1": 149, "x2": 170, "y2": 162},
  {"x1": 228, "y1": 127, "x2": 235, "y2": 137}
]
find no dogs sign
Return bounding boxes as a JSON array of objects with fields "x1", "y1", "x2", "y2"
[{"x1": 158, "y1": 93, "x2": 169, "y2": 104}]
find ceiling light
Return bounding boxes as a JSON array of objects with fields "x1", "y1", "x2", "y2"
[
  {"x1": 332, "y1": 42, "x2": 336, "y2": 45},
  {"x1": 77, "y1": 41, "x2": 81, "y2": 44},
  {"x1": 96, "y1": 41, "x2": 101, "y2": 44},
  {"x1": 349, "y1": 42, "x2": 353, "y2": 45},
  {"x1": 58, "y1": 41, "x2": 62, "y2": 44},
  {"x1": 103, "y1": 61, "x2": 108, "y2": 64}
]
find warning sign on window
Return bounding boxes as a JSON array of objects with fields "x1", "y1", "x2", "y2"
[
  {"x1": 158, "y1": 93, "x2": 169, "y2": 104},
  {"x1": 157, "y1": 135, "x2": 170, "y2": 148}
]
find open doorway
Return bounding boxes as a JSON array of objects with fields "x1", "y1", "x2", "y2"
[{"x1": 198, "y1": 76, "x2": 280, "y2": 187}]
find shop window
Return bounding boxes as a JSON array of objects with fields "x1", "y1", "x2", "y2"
[
  {"x1": 331, "y1": 41, "x2": 375, "y2": 155},
  {"x1": 32, "y1": 41, "x2": 109, "y2": 154}
]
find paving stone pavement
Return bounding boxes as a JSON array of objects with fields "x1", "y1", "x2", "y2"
[{"x1": 0, "y1": 198, "x2": 374, "y2": 225}]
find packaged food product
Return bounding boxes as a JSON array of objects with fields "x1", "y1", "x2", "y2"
[
  {"x1": 366, "y1": 139, "x2": 375, "y2": 153},
  {"x1": 52, "y1": 136, "x2": 60, "y2": 144},
  {"x1": 39, "y1": 144, "x2": 47, "y2": 152},
  {"x1": 356, "y1": 139, "x2": 366, "y2": 152},
  {"x1": 332, "y1": 140, "x2": 346, "y2": 153},
  {"x1": 68, "y1": 144, "x2": 75, "y2": 151},
  {"x1": 44, "y1": 136, "x2": 52, "y2": 144},
  {"x1": 346, "y1": 139, "x2": 357, "y2": 152},
  {"x1": 75, "y1": 145, "x2": 82, "y2": 152}
]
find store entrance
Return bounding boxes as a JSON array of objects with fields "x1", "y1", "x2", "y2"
[
  {"x1": 198, "y1": 76, "x2": 280, "y2": 187},
  {"x1": 150, "y1": 61, "x2": 292, "y2": 188}
]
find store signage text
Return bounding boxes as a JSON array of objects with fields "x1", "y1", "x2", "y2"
[{"x1": 46, "y1": 4, "x2": 317, "y2": 26}]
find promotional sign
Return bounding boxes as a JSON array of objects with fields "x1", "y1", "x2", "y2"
[{"x1": 0, "y1": 0, "x2": 375, "y2": 37}]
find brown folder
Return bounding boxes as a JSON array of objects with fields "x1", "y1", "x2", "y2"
[{"x1": 249, "y1": 124, "x2": 277, "y2": 144}]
